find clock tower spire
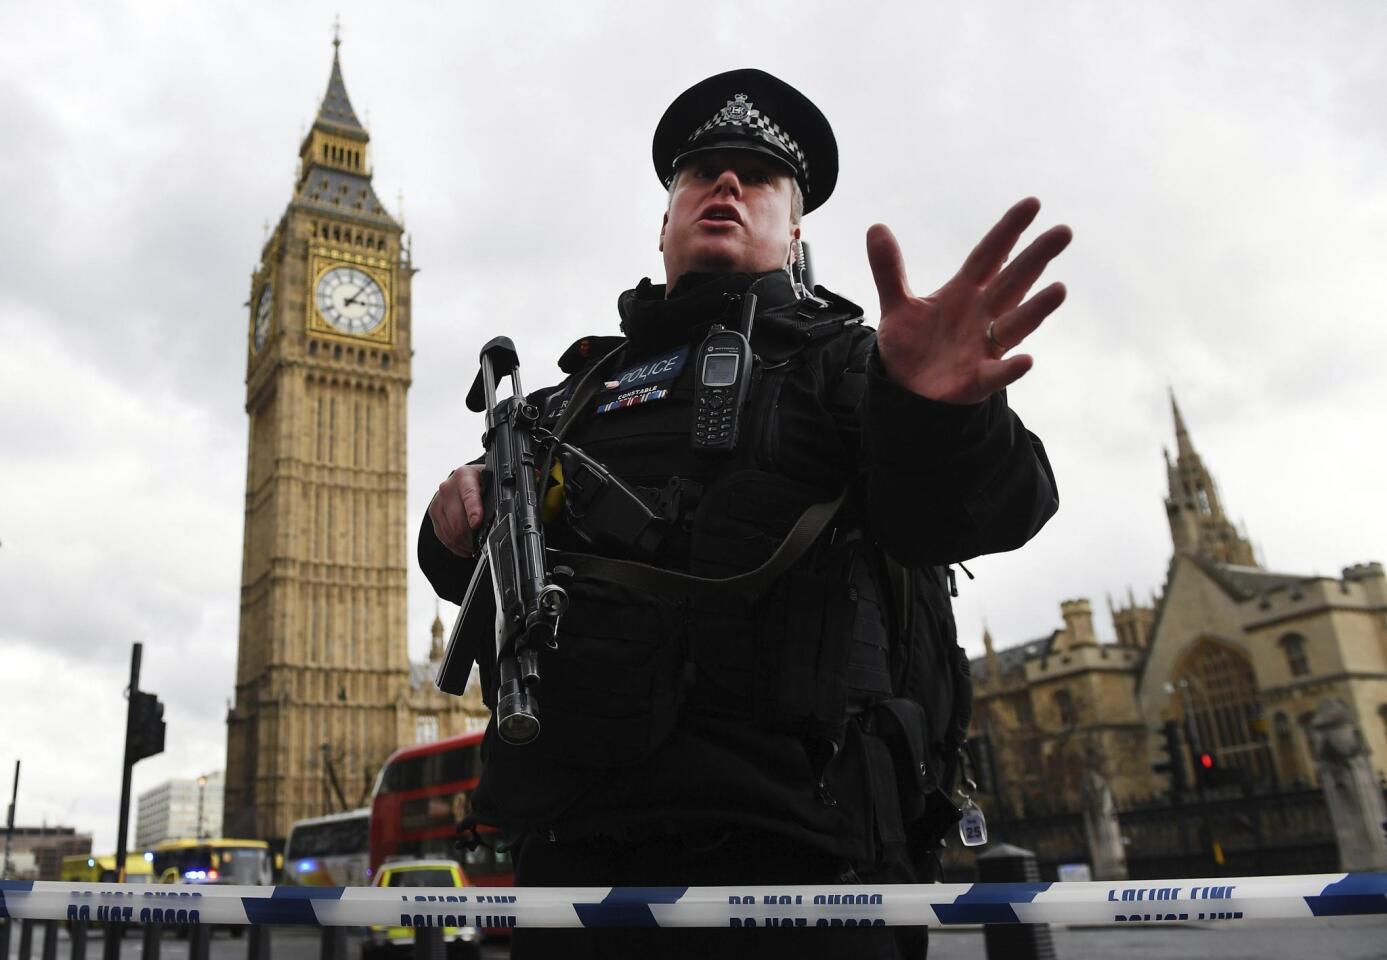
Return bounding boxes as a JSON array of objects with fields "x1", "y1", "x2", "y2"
[{"x1": 297, "y1": 33, "x2": 370, "y2": 182}]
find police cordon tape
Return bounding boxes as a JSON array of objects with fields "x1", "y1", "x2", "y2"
[{"x1": 1, "y1": 874, "x2": 1384, "y2": 930}]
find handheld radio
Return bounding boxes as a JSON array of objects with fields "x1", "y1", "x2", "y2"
[{"x1": 692, "y1": 293, "x2": 757, "y2": 455}]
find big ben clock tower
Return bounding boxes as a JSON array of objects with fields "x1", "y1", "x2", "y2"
[{"x1": 224, "y1": 38, "x2": 480, "y2": 843}]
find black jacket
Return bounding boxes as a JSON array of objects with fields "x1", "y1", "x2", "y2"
[{"x1": 418, "y1": 269, "x2": 1057, "y2": 859}]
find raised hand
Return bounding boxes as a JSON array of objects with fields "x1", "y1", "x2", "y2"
[{"x1": 868, "y1": 197, "x2": 1071, "y2": 406}]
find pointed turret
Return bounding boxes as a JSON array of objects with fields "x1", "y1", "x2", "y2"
[
  {"x1": 430, "y1": 601, "x2": 446, "y2": 663},
  {"x1": 317, "y1": 36, "x2": 365, "y2": 133},
  {"x1": 1111, "y1": 586, "x2": 1155, "y2": 649},
  {"x1": 1170, "y1": 389, "x2": 1196, "y2": 462},
  {"x1": 982, "y1": 623, "x2": 1000, "y2": 689},
  {"x1": 291, "y1": 37, "x2": 397, "y2": 226},
  {"x1": 1162, "y1": 391, "x2": 1256, "y2": 566}
]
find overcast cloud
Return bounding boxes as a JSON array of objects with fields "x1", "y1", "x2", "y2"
[{"x1": 1, "y1": 0, "x2": 1383, "y2": 853}]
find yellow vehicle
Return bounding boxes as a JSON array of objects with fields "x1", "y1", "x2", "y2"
[
  {"x1": 148, "y1": 838, "x2": 272, "y2": 886},
  {"x1": 60, "y1": 853, "x2": 154, "y2": 884},
  {"x1": 363, "y1": 860, "x2": 479, "y2": 959}
]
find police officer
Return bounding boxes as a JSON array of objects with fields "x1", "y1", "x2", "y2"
[{"x1": 421, "y1": 68, "x2": 1066, "y2": 959}]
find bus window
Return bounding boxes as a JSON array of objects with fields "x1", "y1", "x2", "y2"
[
  {"x1": 370, "y1": 730, "x2": 511, "y2": 885},
  {"x1": 284, "y1": 809, "x2": 371, "y2": 886},
  {"x1": 150, "y1": 841, "x2": 270, "y2": 886}
]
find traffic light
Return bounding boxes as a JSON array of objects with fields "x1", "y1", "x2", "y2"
[
  {"x1": 1153, "y1": 720, "x2": 1189, "y2": 794},
  {"x1": 129, "y1": 690, "x2": 166, "y2": 762},
  {"x1": 1194, "y1": 750, "x2": 1243, "y2": 789}
]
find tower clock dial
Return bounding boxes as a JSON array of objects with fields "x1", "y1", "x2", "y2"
[
  {"x1": 315, "y1": 266, "x2": 387, "y2": 335},
  {"x1": 253, "y1": 283, "x2": 273, "y2": 351}
]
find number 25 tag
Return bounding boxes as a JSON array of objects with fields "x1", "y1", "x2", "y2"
[{"x1": 958, "y1": 798, "x2": 988, "y2": 847}]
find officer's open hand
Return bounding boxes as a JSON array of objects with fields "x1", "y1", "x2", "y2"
[
  {"x1": 429, "y1": 464, "x2": 485, "y2": 558},
  {"x1": 868, "y1": 197, "x2": 1071, "y2": 406}
]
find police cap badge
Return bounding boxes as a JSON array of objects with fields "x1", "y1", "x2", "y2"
[{"x1": 652, "y1": 68, "x2": 838, "y2": 214}]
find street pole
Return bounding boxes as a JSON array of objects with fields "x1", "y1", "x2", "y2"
[
  {"x1": 2, "y1": 759, "x2": 18, "y2": 879},
  {"x1": 197, "y1": 775, "x2": 208, "y2": 839},
  {"x1": 115, "y1": 643, "x2": 142, "y2": 884}
]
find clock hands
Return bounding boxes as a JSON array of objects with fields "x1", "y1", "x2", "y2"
[{"x1": 318, "y1": 268, "x2": 384, "y2": 334}]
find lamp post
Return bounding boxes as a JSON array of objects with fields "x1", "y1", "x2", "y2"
[{"x1": 196, "y1": 775, "x2": 208, "y2": 840}]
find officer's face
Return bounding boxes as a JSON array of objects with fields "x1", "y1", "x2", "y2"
[{"x1": 660, "y1": 151, "x2": 799, "y2": 290}]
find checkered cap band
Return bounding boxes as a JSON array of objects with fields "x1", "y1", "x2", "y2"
[{"x1": 686, "y1": 96, "x2": 810, "y2": 185}]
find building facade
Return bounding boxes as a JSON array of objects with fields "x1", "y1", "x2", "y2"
[
  {"x1": 135, "y1": 772, "x2": 224, "y2": 850},
  {"x1": 1, "y1": 826, "x2": 91, "y2": 881},
  {"x1": 972, "y1": 396, "x2": 1387, "y2": 820},
  {"x1": 223, "y1": 40, "x2": 483, "y2": 845}
]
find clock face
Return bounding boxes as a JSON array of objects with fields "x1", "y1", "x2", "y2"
[
  {"x1": 315, "y1": 266, "x2": 387, "y2": 336},
  {"x1": 253, "y1": 284, "x2": 273, "y2": 352}
]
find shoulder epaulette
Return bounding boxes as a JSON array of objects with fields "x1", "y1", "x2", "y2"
[
  {"x1": 793, "y1": 285, "x2": 865, "y2": 338},
  {"x1": 558, "y1": 335, "x2": 626, "y2": 374}
]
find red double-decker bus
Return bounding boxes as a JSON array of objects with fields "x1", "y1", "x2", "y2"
[{"x1": 368, "y1": 729, "x2": 513, "y2": 888}]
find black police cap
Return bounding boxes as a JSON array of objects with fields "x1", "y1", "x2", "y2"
[{"x1": 652, "y1": 68, "x2": 838, "y2": 214}]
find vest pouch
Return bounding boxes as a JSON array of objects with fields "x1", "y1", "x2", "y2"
[
  {"x1": 689, "y1": 469, "x2": 829, "y2": 579},
  {"x1": 866, "y1": 698, "x2": 937, "y2": 824},
  {"x1": 528, "y1": 571, "x2": 684, "y2": 769},
  {"x1": 755, "y1": 568, "x2": 855, "y2": 736},
  {"x1": 850, "y1": 700, "x2": 966, "y2": 864}
]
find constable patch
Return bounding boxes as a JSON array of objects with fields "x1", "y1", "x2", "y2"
[
  {"x1": 595, "y1": 383, "x2": 670, "y2": 414},
  {"x1": 603, "y1": 345, "x2": 688, "y2": 394}
]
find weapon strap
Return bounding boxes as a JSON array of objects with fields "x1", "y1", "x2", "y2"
[
  {"x1": 541, "y1": 337, "x2": 843, "y2": 603},
  {"x1": 535, "y1": 340, "x2": 628, "y2": 505},
  {"x1": 554, "y1": 486, "x2": 846, "y2": 604},
  {"x1": 552, "y1": 340, "x2": 628, "y2": 441}
]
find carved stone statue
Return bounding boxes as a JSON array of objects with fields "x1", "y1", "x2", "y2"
[
  {"x1": 1309, "y1": 698, "x2": 1387, "y2": 871},
  {"x1": 1082, "y1": 758, "x2": 1129, "y2": 880}
]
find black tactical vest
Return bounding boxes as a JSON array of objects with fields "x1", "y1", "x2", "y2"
[{"x1": 458, "y1": 272, "x2": 971, "y2": 863}]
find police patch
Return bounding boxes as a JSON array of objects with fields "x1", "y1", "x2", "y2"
[{"x1": 604, "y1": 346, "x2": 689, "y2": 394}]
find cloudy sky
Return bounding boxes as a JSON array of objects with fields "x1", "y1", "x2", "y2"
[{"x1": 1, "y1": 1, "x2": 1383, "y2": 853}]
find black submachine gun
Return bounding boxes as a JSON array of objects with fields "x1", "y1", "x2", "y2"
[{"x1": 435, "y1": 336, "x2": 567, "y2": 745}]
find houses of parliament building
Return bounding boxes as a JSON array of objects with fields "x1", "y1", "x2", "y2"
[{"x1": 970, "y1": 395, "x2": 1387, "y2": 823}]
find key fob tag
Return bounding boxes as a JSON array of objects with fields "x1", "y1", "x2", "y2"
[{"x1": 959, "y1": 796, "x2": 988, "y2": 847}]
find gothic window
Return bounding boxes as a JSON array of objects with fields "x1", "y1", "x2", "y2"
[
  {"x1": 1196, "y1": 486, "x2": 1211, "y2": 514},
  {"x1": 1279, "y1": 633, "x2": 1310, "y2": 677},
  {"x1": 1053, "y1": 689, "x2": 1075, "y2": 727},
  {"x1": 415, "y1": 715, "x2": 439, "y2": 745},
  {"x1": 1174, "y1": 640, "x2": 1274, "y2": 786}
]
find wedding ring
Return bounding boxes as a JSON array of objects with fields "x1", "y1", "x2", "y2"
[{"x1": 986, "y1": 319, "x2": 1005, "y2": 352}]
